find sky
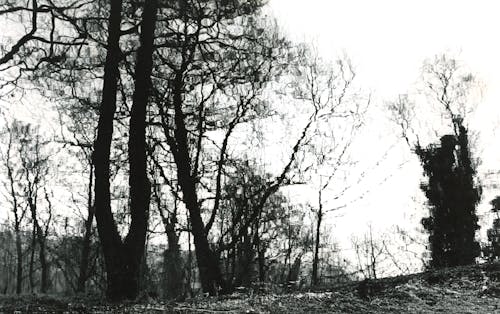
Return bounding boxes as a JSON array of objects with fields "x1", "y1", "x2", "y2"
[{"x1": 267, "y1": 0, "x2": 500, "y2": 257}]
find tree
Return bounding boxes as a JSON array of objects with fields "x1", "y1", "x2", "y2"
[
  {"x1": 416, "y1": 127, "x2": 481, "y2": 267},
  {"x1": 93, "y1": 0, "x2": 157, "y2": 300},
  {"x1": 148, "y1": 0, "x2": 289, "y2": 294},
  {"x1": 390, "y1": 54, "x2": 482, "y2": 268},
  {"x1": 292, "y1": 51, "x2": 366, "y2": 286}
]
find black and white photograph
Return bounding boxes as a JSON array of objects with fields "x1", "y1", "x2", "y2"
[{"x1": 0, "y1": 0, "x2": 499, "y2": 312}]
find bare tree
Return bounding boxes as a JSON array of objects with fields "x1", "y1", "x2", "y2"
[{"x1": 292, "y1": 51, "x2": 367, "y2": 286}]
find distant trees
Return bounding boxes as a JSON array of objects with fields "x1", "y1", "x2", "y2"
[
  {"x1": 0, "y1": 120, "x2": 53, "y2": 293},
  {"x1": 390, "y1": 54, "x2": 482, "y2": 268},
  {"x1": 1, "y1": 120, "x2": 27, "y2": 294}
]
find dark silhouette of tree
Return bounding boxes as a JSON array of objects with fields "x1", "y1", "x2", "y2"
[
  {"x1": 147, "y1": 0, "x2": 291, "y2": 295},
  {"x1": 93, "y1": 0, "x2": 157, "y2": 300},
  {"x1": 416, "y1": 123, "x2": 481, "y2": 268}
]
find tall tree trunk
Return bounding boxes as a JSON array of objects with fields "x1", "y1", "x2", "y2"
[
  {"x1": 124, "y1": 0, "x2": 155, "y2": 297},
  {"x1": 93, "y1": 0, "x2": 157, "y2": 301},
  {"x1": 77, "y1": 164, "x2": 94, "y2": 293},
  {"x1": 171, "y1": 79, "x2": 226, "y2": 295},
  {"x1": 15, "y1": 229, "x2": 22, "y2": 294},
  {"x1": 257, "y1": 247, "x2": 266, "y2": 283},
  {"x1": 187, "y1": 224, "x2": 193, "y2": 296},
  {"x1": 29, "y1": 225, "x2": 35, "y2": 293},
  {"x1": 29, "y1": 197, "x2": 49, "y2": 293},
  {"x1": 255, "y1": 211, "x2": 266, "y2": 284},
  {"x1": 38, "y1": 236, "x2": 49, "y2": 293},
  {"x1": 93, "y1": 0, "x2": 125, "y2": 300},
  {"x1": 163, "y1": 223, "x2": 184, "y2": 300},
  {"x1": 312, "y1": 203, "x2": 323, "y2": 286}
]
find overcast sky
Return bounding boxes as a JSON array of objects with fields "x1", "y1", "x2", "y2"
[{"x1": 268, "y1": 0, "x2": 500, "y2": 250}]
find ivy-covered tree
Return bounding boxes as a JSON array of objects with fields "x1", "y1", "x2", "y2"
[
  {"x1": 416, "y1": 122, "x2": 481, "y2": 268},
  {"x1": 389, "y1": 54, "x2": 483, "y2": 269}
]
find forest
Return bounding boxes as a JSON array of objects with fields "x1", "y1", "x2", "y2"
[{"x1": 0, "y1": 0, "x2": 500, "y2": 313}]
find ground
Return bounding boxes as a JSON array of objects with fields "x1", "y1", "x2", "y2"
[{"x1": 1, "y1": 263, "x2": 500, "y2": 313}]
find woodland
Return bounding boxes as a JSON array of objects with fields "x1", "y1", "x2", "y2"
[{"x1": 0, "y1": 0, "x2": 499, "y2": 312}]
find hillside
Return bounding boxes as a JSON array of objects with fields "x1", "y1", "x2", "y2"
[{"x1": 1, "y1": 262, "x2": 500, "y2": 313}]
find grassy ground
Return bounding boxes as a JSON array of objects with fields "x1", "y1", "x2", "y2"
[{"x1": 1, "y1": 263, "x2": 500, "y2": 313}]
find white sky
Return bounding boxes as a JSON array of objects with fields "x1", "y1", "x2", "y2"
[
  {"x1": 269, "y1": 0, "x2": 500, "y2": 97},
  {"x1": 268, "y1": 0, "x2": 500, "y2": 259}
]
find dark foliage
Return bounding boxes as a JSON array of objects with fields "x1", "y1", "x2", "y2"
[{"x1": 416, "y1": 124, "x2": 481, "y2": 268}]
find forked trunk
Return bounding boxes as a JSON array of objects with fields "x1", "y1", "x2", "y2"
[{"x1": 93, "y1": 0, "x2": 157, "y2": 301}]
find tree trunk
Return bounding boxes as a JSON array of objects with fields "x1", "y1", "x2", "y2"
[
  {"x1": 312, "y1": 207, "x2": 322, "y2": 286},
  {"x1": 29, "y1": 197, "x2": 49, "y2": 293},
  {"x1": 15, "y1": 229, "x2": 22, "y2": 294},
  {"x1": 77, "y1": 164, "x2": 94, "y2": 293},
  {"x1": 93, "y1": 0, "x2": 157, "y2": 301},
  {"x1": 124, "y1": 0, "x2": 155, "y2": 296},
  {"x1": 38, "y1": 236, "x2": 49, "y2": 293},
  {"x1": 163, "y1": 225, "x2": 184, "y2": 300},
  {"x1": 171, "y1": 78, "x2": 226, "y2": 295},
  {"x1": 93, "y1": 0, "x2": 126, "y2": 300},
  {"x1": 257, "y1": 247, "x2": 266, "y2": 283},
  {"x1": 287, "y1": 255, "x2": 302, "y2": 288},
  {"x1": 29, "y1": 226, "x2": 35, "y2": 293}
]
